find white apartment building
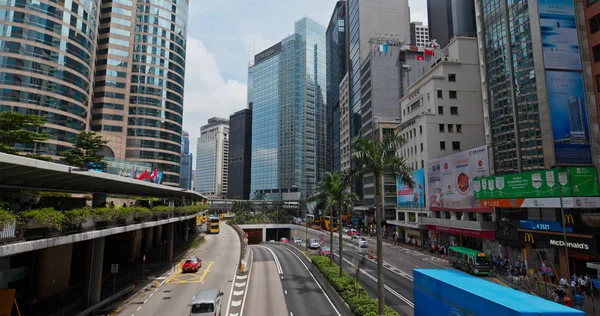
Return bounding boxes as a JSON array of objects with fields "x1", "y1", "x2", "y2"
[
  {"x1": 410, "y1": 22, "x2": 430, "y2": 47},
  {"x1": 391, "y1": 37, "x2": 487, "y2": 244},
  {"x1": 195, "y1": 117, "x2": 229, "y2": 198},
  {"x1": 339, "y1": 73, "x2": 351, "y2": 172}
]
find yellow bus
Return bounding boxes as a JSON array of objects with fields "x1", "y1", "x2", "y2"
[
  {"x1": 208, "y1": 217, "x2": 220, "y2": 234},
  {"x1": 306, "y1": 214, "x2": 321, "y2": 230},
  {"x1": 200, "y1": 214, "x2": 207, "y2": 224},
  {"x1": 321, "y1": 216, "x2": 337, "y2": 232}
]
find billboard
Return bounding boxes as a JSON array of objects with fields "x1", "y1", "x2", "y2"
[
  {"x1": 546, "y1": 71, "x2": 592, "y2": 165},
  {"x1": 397, "y1": 169, "x2": 425, "y2": 208},
  {"x1": 427, "y1": 146, "x2": 490, "y2": 209},
  {"x1": 539, "y1": 0, "x2": 581, "y2": 71}
]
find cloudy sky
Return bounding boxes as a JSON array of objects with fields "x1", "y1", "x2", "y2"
[{"x1": 183, "y1": 0, "x2": 428, "y2": 161}]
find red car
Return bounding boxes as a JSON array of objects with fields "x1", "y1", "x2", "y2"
[
  {"x1": 182, "y1": 257, "x2": 202, "y2": 273},
  {"x1": 280, "y1": 237, "x2": 289, "y2": 243},
  {"x1": 347, "y1": 229, "x2": 358, "y2": 236},
  {"x1": 318, "y1": 246, "x2": 331, "y2": 256}
]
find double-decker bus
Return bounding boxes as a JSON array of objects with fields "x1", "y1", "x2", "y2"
[
  {"x1": 306, "y1": 214, "x2": 321, "y2": 230},
  {"x1": 321, "y1": 216, "x2": 338, "y2": 232},
  {"x1": 448, "y1": 246, "x2": 492, "y2": 276},
  {"x1": 208, "y1": 217, "x2": 220, "y2": 234}
]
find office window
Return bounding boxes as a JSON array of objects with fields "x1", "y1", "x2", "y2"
[
  {"x1": 439, "y1": 124, "x2": 445, "y2": 132},
  {"x1": 452, "y1": 141, "x2": 460, "y2": 150},
  {"x1": 421, "y1": 160, "x2": 424, "y2": 168},
  {"x1": 419, "y1": 125, "x2": 423, "y2": 134},
  {"x1": 448, "y1": 73, "x2": 456, "y2": 82},
  {"x1": 420, "y1": 143, "x2": 423, "y2": 152},
  {"x1": 449, "y1": 91, "x2": 457, "y2": 99},
  {"x1": 440, "y1": 141, "x2": 446, "y2": 150},
  {"x1": 450, "y1": 106, "x2": 458, "y2": 115},
  {"x1": 594, "y1": 44, "x2": 600, "y2": 63},
  {"x1": 437, "y1": 90, "x2": 443, "y2": 98},
  {"x1": 591, "y1": 14, "x2": 600, "y2": 34},
  {"x1": 448, "y1": 124, "x2": 453, "y2": 132},
  {"x1": 438, "y1": 106, "x2": 444, "y2": 114},
  {"x1": 456, "y1": 124, "x2": 462, "y2": 133}
]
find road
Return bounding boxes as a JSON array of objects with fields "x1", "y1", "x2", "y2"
[
  {"x1": 244, "y1": 244, "x2": 340, "y2": 316},
  {"x1": 114, "y1": 223, "x2": 240, "y2": 316}
]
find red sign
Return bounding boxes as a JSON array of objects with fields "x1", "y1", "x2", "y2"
[
  {"x1": 427, "y1": 225, "x2": 495, "y2": 240},
  {"x1": 429, "y1": 206, "x2": 493, "y2": 214}
]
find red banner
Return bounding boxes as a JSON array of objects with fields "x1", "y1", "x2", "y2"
[{"x1": 427, "y1": 225, "x2": 495, "y2": 240}]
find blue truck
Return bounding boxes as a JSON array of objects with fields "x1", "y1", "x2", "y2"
[{"x1": 414, "y1": 269, "x2": 585, "y2": 316}]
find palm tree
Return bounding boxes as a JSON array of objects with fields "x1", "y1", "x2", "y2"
[
  {"x1": 347, "y1": 134, "x2": 413, "y2": 316},
  {"x1": 307, "y1": 177, "x2": 336, "y2": 265}
]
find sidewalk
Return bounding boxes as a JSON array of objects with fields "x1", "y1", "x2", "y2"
[{"x1": 358, "y1": 233, "x2": 449, "y2": 261}]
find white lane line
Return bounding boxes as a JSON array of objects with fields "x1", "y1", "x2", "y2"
[
  {"x1": 149, "y1": 293, "x2": 153, "y2": 298},
  {"x1": 231, "y1": 300, "x2": 241, "y2": 307},
  {"x1": 255, "y1": 245, "x2": 283, "y2": 275},
  {"x1": 224, "y1": 228, "x2": 241, "y2": 316},
  {"x1": 234, "y1": 282, "x2": 246, "y2": 287},
  {"x1": 143, "y1": 300, "x2": 147, "y2": 304},
  {"x1": 137, "y1": 306, "x2": 141, "y2": 311},
  {"x1": 284, "y1": 290, "x2": 287, "y2": 294},
  {"x1": 280, "y1": 246, "x2": 341, "y2": 316},
  {"x1": 239, "y1": 247, "x2": 253, "y2": 316},
  {"x1": 338, "y1": 255, "x2": 414, "y2": 307},
  {"x1": 290, "y1": 313, "x2": 293, "y2": 316},
  {"x1": 192, "y1": 295, "x2": 195, "y2": 300},
  {"x1": 237, "y1": 275, "x2": 247, "y2": 280},
  {"x1": 233, "y1": 290, "x2": 244, "y2": 296}
]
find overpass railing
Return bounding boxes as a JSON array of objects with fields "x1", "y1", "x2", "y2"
[{"x1": 227, "y1": 222, "x2": 249, "y2": 273}]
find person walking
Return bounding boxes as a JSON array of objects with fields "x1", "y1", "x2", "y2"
[{"x1": 574, "y1": 292, "x2": 585, "y2": 310}]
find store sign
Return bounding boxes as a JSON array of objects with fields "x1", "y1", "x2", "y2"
[
  {"x1": 479, "y1": 197, "x2": 600, "y2": 209},
  {"x1": 518, "y1": 230, "x2": 596, "y2": 253},
  {"x1": 427, "y1": 146, "x2": 489, "y2": 209},
  {"x1": 427, "y1": 225, "x2": 495, "y2": 240},
  {"x1": 474, "y1": 167, "x2": 598, "y2": 199},
  {"x1": 519, "y1": 220, "x2": 573, "y2": 233}
]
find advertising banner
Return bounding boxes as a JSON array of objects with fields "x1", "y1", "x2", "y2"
[
  {"x1": 518, "y1": 230, "x2": 596, "y2": 253},
  {"x1": 427, "y1": 146, "x2": 489, "y2": 209},
  {"x1": 474, "y1": 167, "x2": 598, "y2": 199},
  {"x1": 546, "y1": 71, "x2": 592, "y2": 164},
  {"x1": 479, "y1": 196, "x2": 600, "y2": 208},
  {"x1": 427, "y1": 225, "x2": 495, "y2": 240},
  {"x1": 539, "y1": 0, "x2": 582, "y2": 71},
  {"x1": 397, "y1": 168, "x2": 425, "y2": 208},
  {"x1": 519, "y1": 220, "x2": 573, "y2": 233}
]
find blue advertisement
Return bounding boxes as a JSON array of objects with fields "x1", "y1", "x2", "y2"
[
  {"x1": 539, "y1": 0, "x2": 581, "y2": 71},
  {"x1": 546, "y1": 71, "x2": 592, "y2": 165},
  {"x1": 398, "y1": 169, "x2": 425, "y2": 208},
  {"x1": 519, "y1": 220, "x2": 573, "y2": 233}
]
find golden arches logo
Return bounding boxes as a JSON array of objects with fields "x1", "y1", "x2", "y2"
[
  {"x1": 564, "y1": 214, "x2": 575, "y2": 225},
  {"x1": 524, "y1": 233, "x2": 534, "y2": 243}
]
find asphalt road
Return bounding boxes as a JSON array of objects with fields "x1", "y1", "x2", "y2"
[
  {"x1": 115, "y1": 223, "x2": 240, "y2": 316},
  {"x1": 244, "y1": 244, "x2": 340, "y2": 316}
]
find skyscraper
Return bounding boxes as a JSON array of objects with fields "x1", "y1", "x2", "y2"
[
  {"x1": 427, "y1": 0, "x2": 476, "y2": 48},
  {"x1": 326, "y1": 1, "x2": 348, "y2": 173},
  {"x1": 249, "y1": 17, "x2": 326, "y2": 200},
  {"x1": 195, "y1": 118, "x2": 229, "y2": 198},
  {"x1": 0, "y1": 1, "x2": 100, "y2": 157},
  {"x1": 0, "y1": 1, "x2": 189, "y2": 187},
  {"x1": 228, "y1": 108, "x2": 252, "y2": 199},
  {"x1": 179, "y1": 131, "x2": 193, "y2": 190}
]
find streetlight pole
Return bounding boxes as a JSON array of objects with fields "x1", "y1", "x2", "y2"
[{"x1": 559, "y1": 169, "x2": 572, "y2": 298}]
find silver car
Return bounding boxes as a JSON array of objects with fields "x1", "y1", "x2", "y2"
[
  {"x1": 355, "y1": 236, "x2": 368, "y2": 248},
  {"x1": 190, "y1": 289, "x2": 223, "y2": 316},
  {"x1": 306, "y1": 238, "x2": 320, "y2": 249}
]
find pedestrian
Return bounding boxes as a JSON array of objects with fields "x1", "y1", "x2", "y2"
[
  {"x1": 560, "y1": 276, "x2": 568, "y2": 286},
  {"x1": 574, "y1": 291, "x2": 585, "y2": 310}
]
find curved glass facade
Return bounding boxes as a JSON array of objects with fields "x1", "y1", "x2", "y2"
[{"x1": 0, "y1": 0, "x2": 98, "y2": 155}]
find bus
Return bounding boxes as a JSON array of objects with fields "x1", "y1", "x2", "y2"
[
  {"x1": 208, "y1": 217, "x2": 220, "y2": 234},
  {"x1": 200, "y1": 214, "x2": 207, "y2": 224},
  {"x1": 321, "y1": 216, "x2": 338, "y2": 232},
  {"x1": 448, "y1": 246, "x2": 492, "y2": 276},
  {"x1": 306, "y1": 214, "x2": 321, "y2": 230}
]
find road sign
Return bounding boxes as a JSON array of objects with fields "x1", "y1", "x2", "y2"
[
  {"x1": 111, "y1": 264, "x2": 119, "y2": 274},
  {"x1": 318, "y1": 234, "x2": 324, "y2": 240}
]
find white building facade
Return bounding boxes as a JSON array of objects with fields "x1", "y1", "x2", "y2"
[
  {"x1": 195, "y1": 117, "x2": 229, "y2": 198},
  {"x1": 392, "y1": 37, "x2": 488, "y2": 246}
]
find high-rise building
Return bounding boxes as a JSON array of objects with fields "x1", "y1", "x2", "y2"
[
  {"x1": 410, "y1": 22, "x2": 430, "y2": 47},
  {"x1": 228, "y1": 108, "x2": 252, "y2": 199},
  {"x1": 427, "y1": 0, "x2": 476, "y2": 49},
  {"x1": 0, "y1": 1, "x2": 100, "y2": 157},
  {"x1": 195, "y1": 118, "x2": 229, "y2": 198},
  {"x1": 326, "y1": 1, "x2": 349, "y2": 173},
  {"x1": 92, "y1": 0, "x2": 189, "y2": 186},
  {"x1": 248, "y1": 17, "x2": 326, "y2": 200},
  {"x1": 585, "y1": 1, "x2": 600, "y2": 129},
  {"x1": 179, "y1": 131, "x2": 193, "y2": 190}
]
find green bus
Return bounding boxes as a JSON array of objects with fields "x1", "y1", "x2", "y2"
[{"x1": 448, "y1": 246, "x2": 492, "y2": 276}]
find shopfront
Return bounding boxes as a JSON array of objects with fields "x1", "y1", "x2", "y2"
[{"x1": 428, "y1": 225, "x2": 495, "y2": 251}]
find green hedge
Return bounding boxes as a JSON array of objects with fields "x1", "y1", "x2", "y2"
[
  {"x1": 0, "y1": 208, "x2": 16, "y2": 227},
  {"x1": 311, "y1": 255, "x2": 399, "y2": 316}
]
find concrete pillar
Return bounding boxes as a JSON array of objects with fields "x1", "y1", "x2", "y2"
[
  {"x1": 262, "y1": 228, "x2": 267, "y2": 242},
  {"x1": 144, "y1": 227, "x2": 154, "y2": 252},
  {"x1": 166, "y1": 223, "x2": 174, "y2": 262},
  {"x1": 154, "y1": 225, "x2": 163, "y2": 247},
  {"x1": 183, "y1": 220, "x2": 189, "y2": 242},
  {"x1": 129, "y1": 229, "x2": 142, "y2": 263},
  {"x1": 36, "y1": 244, "x2": 73, "y2": 300},
  {"x1": 88, "y1": 237, "x2": 105, "y2": 306},
  {"x1": 0, "y1": 258, "x2": 11, "y2": 288}
]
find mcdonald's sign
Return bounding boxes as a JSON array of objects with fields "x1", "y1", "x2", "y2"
[
  {"x1": 524, "y1": 232, "x2": 535, "y2": 243},
  {"x1": 564, "y1": 214, "x2": 575, "y2": 225}
]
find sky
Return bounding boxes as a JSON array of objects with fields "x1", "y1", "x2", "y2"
[{"x1": 182, "y1": 0, "x2": 428, "y2": 164}]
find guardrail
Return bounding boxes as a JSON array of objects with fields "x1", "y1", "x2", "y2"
[
  {"x1": 74, "y1": 285, "x2": 135, "y2": 316},
  {"x1": 227, "y1": 222, "x2": 249, "y2": 273}
]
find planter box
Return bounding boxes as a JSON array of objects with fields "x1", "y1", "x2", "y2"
[
  {"x1": 117, "y1": 218, "x2": 133, "y2": 226},
  {"x1": 95, "y1": 220, "x2": 115, "y2": 229}
]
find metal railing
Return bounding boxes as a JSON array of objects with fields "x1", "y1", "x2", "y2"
[{"x1": 74, "y1": 285, "x2": 135, "y2": 316}]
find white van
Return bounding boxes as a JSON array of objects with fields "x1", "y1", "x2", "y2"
[{"x1": 190, "y1": 289, "x2": 223, "y2": 316}]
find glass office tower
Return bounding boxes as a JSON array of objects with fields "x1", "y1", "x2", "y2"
[{"x1": 249, "y1": 17, "x2": 326, "y2": 200}]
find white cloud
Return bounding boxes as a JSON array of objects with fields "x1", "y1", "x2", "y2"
[
  {"x1": 182, "y1": 37, "x2": 247, "y2": 167},
  {"x1": 409, "y1": 0, "x2": 428, "y2": 24}
]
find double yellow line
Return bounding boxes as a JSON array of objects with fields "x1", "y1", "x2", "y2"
[{"x1": 167, "y1": 261, "x2": 214, "y2": 284}]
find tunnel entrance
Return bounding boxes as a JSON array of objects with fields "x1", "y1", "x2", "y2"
[
  {"x1": 244, "y1": 229, "x2": 262, "y2": 244},
  {"x1": 265, "y1": 228, "x2": 290, "y2": 242}
]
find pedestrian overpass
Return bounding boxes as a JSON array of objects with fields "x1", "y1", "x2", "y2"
[{"x1": 207, "y1": 199, "x2": 301, "y2": 212}]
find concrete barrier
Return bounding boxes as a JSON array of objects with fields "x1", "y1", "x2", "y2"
[
  {"x1": 282, "y1": 244, "x2": 353, "y2": 316},
  {"x1": 227, "y1": 222, "x2": 249, "y2": 273}
]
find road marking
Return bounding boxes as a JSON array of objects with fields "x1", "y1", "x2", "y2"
[
  {"x1": 237, "y1": 275, "x2": 247, "y2": 280},
  {"x1": 290, "y1": 313, "x2": 293, "y2": 316},
  {"x1": 143, "y1": 300, "x2": 147, "y2": 304},
  {"x1": 149, "y1": 293, "x2": 153, "y2": 298},
  {"x1": 238, "y1": 247, "x2": 253, "y2": 316},
  {"x1": 255, "y1": 245, "x2": 283, "y2": 275},
  {"x1": 136, "y1": 307, "x2": 141, "y2": 312},
  {"x1": 230, "y1": 314, "x2": 238, "y2": 316},
  {"x1": 231, "y1": 300, "x2": 241, "y2": 307},
  {"x1": 280, "y1": 246, "x2": 341, "y2": 316},
  {"x1": 234, "y1": 282, "x2": 246, "y2": 287},
  {"x1": 233, "y1": 290, "x2": 244, "y2": 296},
  {"x1": 192, "y1": 295, "x2": 195, "y2": 300}
]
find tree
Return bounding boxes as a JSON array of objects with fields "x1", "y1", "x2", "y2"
[
  {"x1": 0, "y1": 111, "x2": 48, "y2": 155},
  {"x1": 60, "y1": 131, "x2": 108, "y2": 169},
  {"x1": 346, "y1": 135, "x2": 413, "y2": 316}
]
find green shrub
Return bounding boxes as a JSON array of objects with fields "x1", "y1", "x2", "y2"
[
  {"x1": 21, "y1": 208, "x2": 66, "y2": 231},
  {"x1": 152, "y1": 205, "x2": 173, "y2": 216},
  {"x1": 311, "y1": 256, "x2": 398, "y2": 316},
  {"x1": 129, "y1": 206, "x2": 152, "y2": 218},
  {"x1": 92, "y1": 208, "x2": 117, "y2": 222},
  {"x1": 0, "y1": 208, "x2": 16, "y2": 227},
  {"x1": 176, "y1": 205, "x2": 208, "y2": 215},
  {"x1": 64, "y1": 208, "x2": 91, "y2": 225}
]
